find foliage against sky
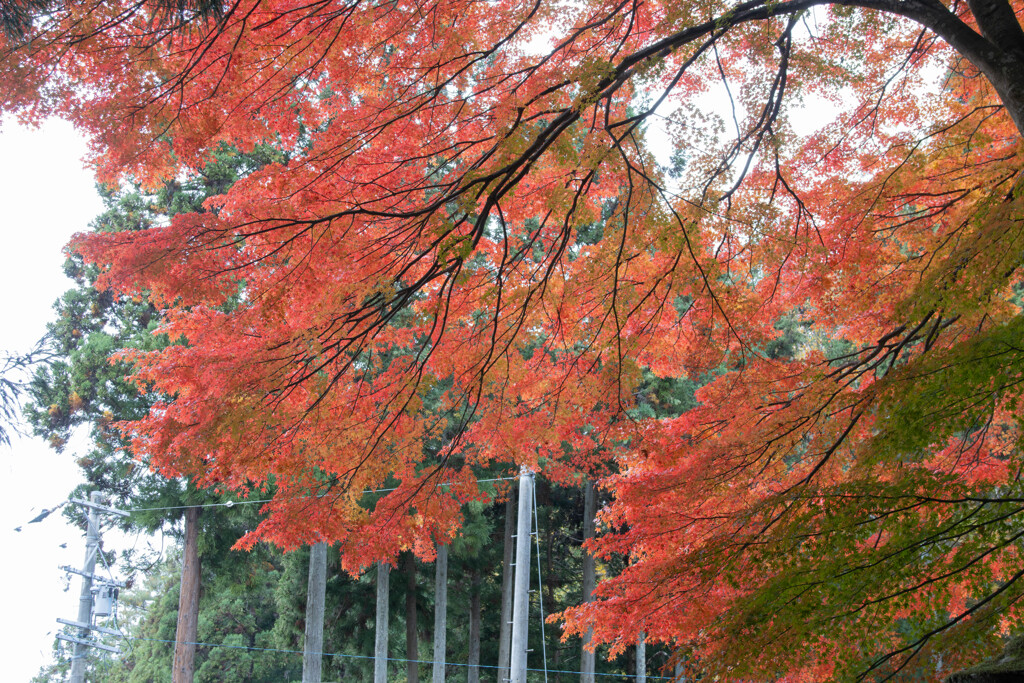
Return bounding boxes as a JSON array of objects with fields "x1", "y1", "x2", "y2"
[{"x1": 3, "y1": 0, "x2": 1024, "y2": 679}]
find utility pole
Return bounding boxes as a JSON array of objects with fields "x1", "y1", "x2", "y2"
[
  {"x1": 374, "y1": 561, "x2": 391, "y2": 683},
  {"x1": 58, "y1": 493, "x2": 128, "y2": 681},
  {"x1": 636, "y1": 631, "x2": 646, "y2": 683},
  {"x1": 303, "y1": 541, "x2": 328, "y2": 683},
  {"x1": 69, "y1": 491, "x2": 102, "y2": 683},
  {"x1": 509, "y1": 467, "x2": 534, "y2": 683},
  {"x1": 581, "y1": 479, "x2": 597, "y2": 683},
  {"x1": 432, "y1": 543, "x2": 448, "y2": 683}
]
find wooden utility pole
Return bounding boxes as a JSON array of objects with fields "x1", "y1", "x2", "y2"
[
  {"x1": 510, "y1": 467, "x2": 534, "y2": 683},
  {"x1": 581, "y1": 479, "x2": 597, "y2": 683},
  {"x1": 68, "y1": 491, "x2": 102, "y2": 683},
  {"x1": 432, "y1": 543, "x2": 448, "y2": 683},
  {"x1": 173, "y1": 506, "x2": 201, "y2": 683},
  {"x1": 405, "y1": 552, "x2": 419, "y2": 683},
  {"x1": 374, "y1": 561, "x2": 391, "y2": 683},
  {"x1": 497, "y1": 493, "x2": 515, "y2": 681},
  {"x1": 303, "y1": 541, "x2": 327, "y2": 683}
]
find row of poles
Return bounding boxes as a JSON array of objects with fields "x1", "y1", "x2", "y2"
[
  {"x1": 354, "y1": 467, "x2": 539, "y2": 683},
  {"x1": 62, "y1": 469, "x2": 666, "y2": 681},
  {"x1": 307, "y1": 467, "x2": 543, "y2": 683}
]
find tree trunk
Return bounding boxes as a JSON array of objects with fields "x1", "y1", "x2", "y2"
[
  {"x1": 545, "y1": 514, "x2": 558, "y2": 683},
  {"x1": 580, "y1": 480, "x2": 596, "y2": 683},
  {"x1": 468, "y1": 567, "x2": 482, "y2": 683},
  {"x1": 172, "y1": 506, "x2": 200, "y2": 683},
  {"x1": 865, "y1": 0, "x2": 1024, "y2": 136},
  {"x1": 303, "y1": 541, "x2": 327, "y2": 683},
  {"x1": 375, "y1": 561, "x2": 391, "y2": 683},
  {"x1": 406, "y1": 552, "x2": 420, "y2": 683},
  {"x1": 432, "y1": 543, "x2": 449, "y2": 683},
  {"x1": 498, "y1": 493, "x2": 515, "y2": 682}
]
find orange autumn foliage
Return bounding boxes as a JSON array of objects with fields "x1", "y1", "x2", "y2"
[{"x1": 4, "y1": 0, "x2": 1024, "y2": 678}]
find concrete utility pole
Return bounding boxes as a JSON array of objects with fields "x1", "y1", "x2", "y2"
[
  {"x1": 374, "y1": 561, "x2": 391, "y2": 683},
  {"x1": 432, "y1": 543, "x2": 448, "y2": 683},
  {"x1": 509, "y1": 467, "x2": 534, "y2": 683},
  {"x1": 636, "y1": 631, "x2": 646, "y2": 683},
  {"x1": 303, "y1": 541, "x2": 328, "y2": 683},
  {"x1": 69, "y1": 491, "x2": 102, "y2": 683},
  {"x1": 581, "y1": 479, "x2": 597, "y2": 683}
]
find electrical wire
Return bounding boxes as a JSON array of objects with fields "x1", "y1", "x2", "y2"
[
  {"x1": 124, "y1": 476, "x2": 520, "y2": 512},
  {"x1": 95, "y1": 538, "x2": 135, "y2": 656},
  {"x1": 58, "y1": 475, "x2": 666, "y2": 681}
]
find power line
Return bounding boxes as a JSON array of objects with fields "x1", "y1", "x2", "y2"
[
  {"x1": 125, "y1": 476, "x2": 521, "y2": 513},
  {"x1": 94, "y1": 537, "x2": 134, "y2": 656},
  {"x1": 54, "y1": 476, "x2": 663, "y2": 681}
]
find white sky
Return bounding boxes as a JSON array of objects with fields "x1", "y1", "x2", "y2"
[{"x1": 0, "y1": 117, "x2": 106, "y2": 682}]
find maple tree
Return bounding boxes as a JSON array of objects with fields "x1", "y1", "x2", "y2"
[{"x1": 4, "y1": 0, "x2": 1024, "y2": 678}]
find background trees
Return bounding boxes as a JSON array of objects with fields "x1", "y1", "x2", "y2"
[{"x1": 4, "y1": 0, "x2": 1024, "y2": 679}]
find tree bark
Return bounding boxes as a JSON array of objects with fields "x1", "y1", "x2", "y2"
[
  {"x1": 406, "y1": 552, "x2": 420, "y2": 683},
  {"x1": 468, "y1": 567, "x2": 482, "y2": 683},
  {"x1": 172, "y1": 506, "x2": 200, "y2": 683},
  {"x1": 375, "y1": 561, "x2": 391, "y2": 683},
  {"x1": 303, "y1": 541, "x2": 327, "y2": 683},
  {"x1": 432, "y1": 543, "x2": 449, "y2": 683},
  {"x1": 580, "y1": 480, "x2": 596, "y2": 683},
  {"x1": 498, "y1": 493, "x2": 515, "y2": 681},
  {"x1": 545, "y1": 514, "x2": 558, "y2": 683}
]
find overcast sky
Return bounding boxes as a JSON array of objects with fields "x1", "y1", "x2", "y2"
[{"x1": 0, "y1": 117, "x2": 106, "y2": 682}]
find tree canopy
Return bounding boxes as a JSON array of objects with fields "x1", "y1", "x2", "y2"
[{"x1": 4, "y1": 0, "x2": 1024, "y2": 679}]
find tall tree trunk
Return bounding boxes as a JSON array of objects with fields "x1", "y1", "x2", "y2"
[
  {"x1": 468, "y1": 567, "x2": 482, "y2": 683},
  {"x1": 406, "y1": 552, "x2": 420, "y2": 683},
  {"x1": 303, "y1": 541, "x2": 327, "y2": 683},
  {"x1": 375, "y1": 562, "x2": 391, "y2": 683},
  {"x1": 546, "y1": 515, "x2": 558, "y2": 683},
  {"x1": 580, "y1": 480, "x2": 596, "y2": 683},
  {"x1": 172, "y1": 507, "x2": 200, "y2": 683},
  {"x1": 432, "y1": 543, "x2": 449, "y2": 683},
  {"x1": 498, "y1": 493, "x2": 515, "y2": 682}
]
